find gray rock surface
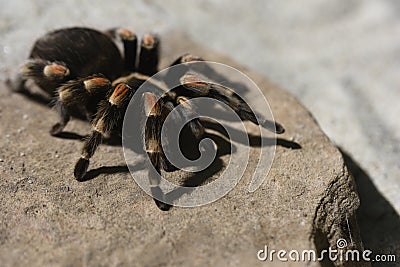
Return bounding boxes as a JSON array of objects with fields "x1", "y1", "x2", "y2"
[
  {"x1": 1, "y1": 1, "x2": 398, "y2": 216},
  {"x1": 0, "y1": 29, "x2": 367, "y2": 266}
]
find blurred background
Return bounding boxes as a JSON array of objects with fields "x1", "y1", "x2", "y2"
[{"x1": 1, "y1": 0, "x2": 399, "y2": 258}]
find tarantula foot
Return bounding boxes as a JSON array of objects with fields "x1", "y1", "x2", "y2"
[
  {"x1": 150, "y1": 186, "x2": 172, "y2": 211},
  {"x1": 49, "y1": 122, "x2": 65, "y2": 136},
  {"x1": 260, "y1": 120, "x2": 285, "y2": 134},
  {"x1": 6, "y1": 77, "x2": 25, "y2": 93},
  {"x1": 162, "y1": 159, "x2": 178, "y2": 172},
  {"x1": 274, "y1": 122, "x2": 285, "y2": 134},
  {"x1": 74, "y1": 158, "x2": 90, "y2": 181},
  {"x1": 153, "y1": 198, "x2": 172, "y2": 211}
]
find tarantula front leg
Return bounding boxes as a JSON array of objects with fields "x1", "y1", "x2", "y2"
[
  {"x1": 143, "y1": 92, "x2": 173, "y2": 211},
  {"x1": 74, "y1": 83, "x2": 133, "y2": 180},
  {"x1": 173, "y1": 96, "x2": 217, "y2": 159},
  {"x1": 50, "y1": 75, "x2": 111, "y2": 136},
  {"x1": 155, "y1": 94, "x2": 209, "y2": 170},
  {"x1": 143, "y1": 93, "x2": 214, "y2": 210},
  {"x1": 173, "y1": 96, "x2": 206, "y2": 140},
  {"x1": 179, "y1": 73, "x2": 285, "y2": 134}
]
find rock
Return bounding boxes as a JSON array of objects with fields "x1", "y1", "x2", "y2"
[{"x1": 0, "y1": 31, "x2": 367, "y2": 267}]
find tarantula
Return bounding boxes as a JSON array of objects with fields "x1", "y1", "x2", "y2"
[{"x1": 9, "y1": 27, "x2": 285, "y2": 210}]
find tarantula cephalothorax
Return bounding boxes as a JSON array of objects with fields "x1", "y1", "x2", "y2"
[{"x1": 9, "y1": 27, "x2": 285, "y2": 210}]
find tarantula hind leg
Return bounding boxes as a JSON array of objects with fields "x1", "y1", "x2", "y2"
[
  {"x1": 170, "y1": 53, "x2": 204, "y2": 66},
  {"x1": 106, "y1": 28, "x2": 138, "y2": 73},
  {"x1": 74, "y1": 83, "x2": 132, "y2": 181},
  {"x1": 138, "y1": 34, "x2": 160, "y2": 76}
]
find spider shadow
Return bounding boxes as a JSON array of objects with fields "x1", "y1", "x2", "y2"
[
  {"x1": 163, "y1": 131, "x2": 229, "y2": 203},
  {"x1": 10, "y1": 86, "x2": 52, "y2": 106},
  {"x1": 55, "y1": 131, "x2": 122, "y2": 146},
  {"x1": 163, "y1": 123, "x2": 300, "y2": 205},
  {"x1": 77, "y1": 161, "x2": 147, "y2": 182},
  {"x1": 164, "y1": 158, "x2": 225, "y2": 202},
  {"x1": 339, "y1": 148, "x2": 400, "y2": 257},
  {"x1": 78, "y1": 165, "x2": 129, "y2": 182},
  {"x1": 201, "y1": 119, "x2": 301, "y2": 149}
]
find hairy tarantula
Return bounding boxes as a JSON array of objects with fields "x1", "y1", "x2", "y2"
[{"x1": 9, "y1": 27, "x2": 285, "y2": 210}]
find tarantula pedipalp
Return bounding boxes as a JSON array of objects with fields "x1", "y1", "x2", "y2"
[{"x1": 9, "y1": 27, "x2": 285, "y2": 210}]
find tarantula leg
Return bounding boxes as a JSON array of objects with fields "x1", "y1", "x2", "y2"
[
  {"x1": 232, "y1": 99, "x2": 285, "y2": 134},
  {"x1": 6, "y1": 74, "x2": 27, "y2": 93},
  {"x1": 74, "y1": 130, "x2": 102, "y2": 180},
  {"x1": 112, "y1": 72, "x2": 150, "y2": 90},
  {"x1": 175, "y1": 96, "x2": 205, "y2": 139},
  {"x1": 180, "y1": 73, "x2": 285, "y2": 134},
  {"x1": 22, "y1": 59, "x2": 70, "y2": 83},
  {"x1": 56, "y1": 75, "x2": 111, "y2": 106},
  {"x1": 143, "y1": 92, "x2": 171, "y2": 211},
  {"x1": 175, "y1": 96, "x2": 220, "y2": 160},
  {"x1": 138, "y1": 34, "x2": 159, "y2": 76},
  {"x1": 16, "y1": 59, "x2": 71, "y2": 96},
  {"x1": 163, "y1": 53, "x2": 205, "y2": 88},
  {"x1": 106, "y1": 28, "x2": 138, "y2": 73},
  {"x1": 50, "y1": 101, "x2": 71, "y2": 136},
  {"x1": 50, "y1": 75, "x2": 112, "y2": 136},
  {"x1": 170, "y1": 53, "x2": 204, "y2": 66},
  {"x1": 74, "y1": 83, "x2": 133, "y2": 180},
  {"x1": 154, "y1": 100, "x2": 178, "y2": 172}
]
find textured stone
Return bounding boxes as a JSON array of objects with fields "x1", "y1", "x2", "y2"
[{"x1": 0, "y1": 31, "x2": 367, "y2": 267}]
